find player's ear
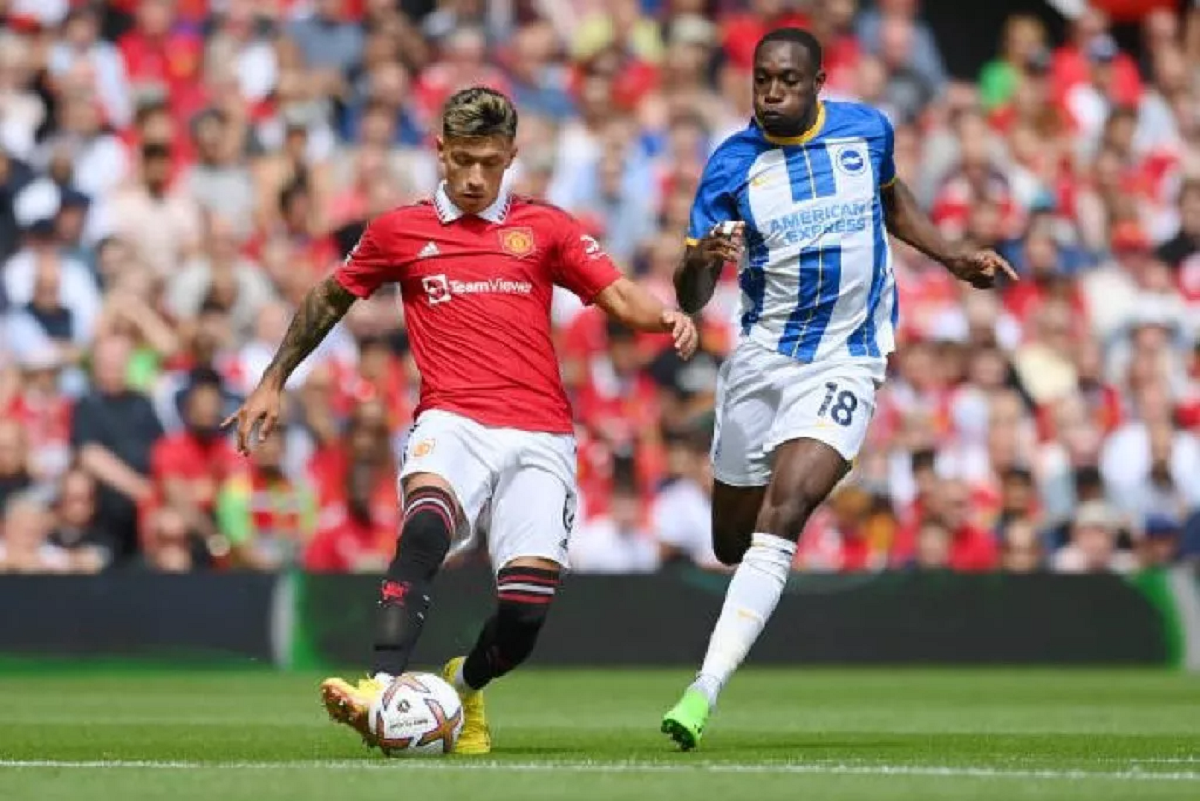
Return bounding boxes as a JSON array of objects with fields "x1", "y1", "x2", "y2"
[
  {"x1": 506, "y1": 142, "x2": 519, "y2": 168},
  {"x1": 814, "y1": 69, "x2": 827, "y2": 95},
  {"x1": 435, "y1": 136, "x2": 446, "y2": 160}
]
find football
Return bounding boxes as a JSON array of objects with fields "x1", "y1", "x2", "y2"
[{"x1": 368, "y1": 673, "x2": 464, "y2": 756}]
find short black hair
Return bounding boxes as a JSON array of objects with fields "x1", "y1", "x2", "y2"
[
  {"x1": 1002, "y1": 466, "x2": 1034, "y2": 486},
  {"x1": 911, "y1": 449, "x2": 937, "y2": 473},
  {"x1": 442, "y1": 87, "x2": 519, "y2": 140},
  {"x1": 755, "y1": 27, "x2": 823, "y2": 69},
  {"x1": 142, "y1": 142, "x2": 171, "y2": 162}
]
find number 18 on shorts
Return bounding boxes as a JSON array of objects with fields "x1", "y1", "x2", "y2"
[{"x1": 711, "y1": 342, "x2": 880, "y2": 487}]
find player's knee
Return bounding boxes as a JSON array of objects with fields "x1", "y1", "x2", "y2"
[
  {"x1": 392, "y1": 486, "x2": 456, "y2": 579},
  {"x1": 493, "y1": 564, "x2": 560, "y2": 668},
  {"x1": 712, "y1": 529, "x2": 751, "y2": 566},
  {"x1": 755, "y1": 493, "x2": 818, "y2": 542}
]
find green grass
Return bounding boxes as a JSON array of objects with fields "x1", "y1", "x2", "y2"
[{"x1": 1, "y1": 668, "x2": 1198, "y2": 800}]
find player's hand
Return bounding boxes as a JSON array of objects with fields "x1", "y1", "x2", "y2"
[
  {"x1": 945, "y1": 249, "x2": 1019, "y2": 289},
  {"x1": 222, "y1": 383, "x2": 283, "y2": 456},
  {"x1": 696, "y1": 221, "x2": 745, "y2": 264},
  {"x1": 663, "y1": 310, "x2": 699, "y2": 360}
]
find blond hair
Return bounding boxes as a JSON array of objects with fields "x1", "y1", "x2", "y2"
[{"x1": 441, "y1": 87, "x2": 518, "y2": 140}]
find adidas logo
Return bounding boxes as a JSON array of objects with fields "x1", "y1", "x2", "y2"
[{"x1": 418, "y1": 242, "x2": 440, "y2": 259}]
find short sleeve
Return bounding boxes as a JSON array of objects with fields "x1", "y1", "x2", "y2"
[
  {"x1": 686, "y1": 148, "x2": 742, "y2": 244},
  {"x1": 333, "y1": 218, "x2": 398, "y2": 299},
  {"x1": 878, "y1": 112, "x2": 897, "y2": 188},
  {"x1": 550, "y1": 215, "x2": 622, "y2": 305}
]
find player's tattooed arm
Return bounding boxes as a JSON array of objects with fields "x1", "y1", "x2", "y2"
[
  {"x1": 261, "y1": 277, "x2": 357, "y2": 388},
  {"x1": 675, "y1": 222, "x2": 745, "y2": 313},
  {"x1": 881, "y1": 179, "x2": 1017, "y2": 289},
  {"x1": 224, "y1": 276, "x2": 358, "y2": 454}
]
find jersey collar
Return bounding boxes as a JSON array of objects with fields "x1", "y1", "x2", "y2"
[
  {"x1": 756, "y1": 100, "x2": 826, "y2": 146},
  {"x1": 433, "y1": 182, "x2": 512, "y2": 224}
]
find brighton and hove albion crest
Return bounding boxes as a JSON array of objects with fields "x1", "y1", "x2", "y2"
[{"x1": 499, "y1": 227, "x2": 536, "y2": 257}]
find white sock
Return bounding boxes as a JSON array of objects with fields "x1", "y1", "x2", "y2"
[
  {"x1": 690, "y1": 533, "x2": 795, "y2": 707},
  {"x1": 372, "y1": 672, "x2": 394, "y2": 685}
]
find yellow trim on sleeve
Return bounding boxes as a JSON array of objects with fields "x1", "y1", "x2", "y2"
[
  {"x1": 685, "y1": 237, "x2": 700, "y2": 246},
  {"x1": 759, "y1": 101, "x2": 826, "y2": 146},
  {"x1": 880, "y1": 175, "x2": 898, "y2": 188}
]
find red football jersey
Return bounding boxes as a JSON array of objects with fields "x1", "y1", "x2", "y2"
[{"x1": 334, "y1": 188, "x2": 622, "y2": 434}]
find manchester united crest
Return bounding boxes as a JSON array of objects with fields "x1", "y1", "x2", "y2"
[{"x1": 499, "y1": 227, "x2": 536, "y2": 257}]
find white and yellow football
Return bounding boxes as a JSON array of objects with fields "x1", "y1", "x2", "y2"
[{"x1": 369, "y1": 673, "x2": 463, "y2": 756}]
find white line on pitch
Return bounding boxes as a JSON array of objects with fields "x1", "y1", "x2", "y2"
[{"x1": 0, "y1": 760, "x2": 1198, "y2": 782}]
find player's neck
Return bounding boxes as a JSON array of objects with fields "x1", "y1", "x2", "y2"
[{"x1": 759, "y1": 101, "x2": 825, "y2": 146}]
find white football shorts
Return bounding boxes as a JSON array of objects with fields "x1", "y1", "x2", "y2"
[
  {"x1": 711, "y1": 340, "x2": 882, "y2": 487},
  {"x1": 399, "y1": 409, "x2": 578, "y2": 570}
]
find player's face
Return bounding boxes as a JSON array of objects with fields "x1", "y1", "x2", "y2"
[
  {"x1": 753, "y1": 42, "x2": 825, "y2": 138},
  {"x1": 438, "y1": 135, "x2": 517, "y2": 215}
]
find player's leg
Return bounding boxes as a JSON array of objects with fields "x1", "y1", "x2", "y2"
[
  {"x1": 708, "y1": 343, "x2": 773, "y2": 566},
  {"x1": 664, "y1": 362, "x2": 877, "y2": 750},
  {"x1": 663, "y1": 440, "x2": 849, "y2": 750},
  {"x1": 694, "y1": 438, "x2": 850, "y2": 698},
  {"x1": 710, "y1": 480, "x2": 767, "y2": 566},
  {"x1": 445, "y1": 443, "x2": 576, "y2": 754},
  {"x1": 321, "y1": 412, "x2": 493, "y2": 747},
  {"x1": 369, "y1": 473, "x2": 459, "y2": 680}
]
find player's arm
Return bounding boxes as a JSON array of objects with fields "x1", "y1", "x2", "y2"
[
  {"x1": 675, "y1": 149, "x2": 743, "y2": 314},
  {"x1": 553, "y1": 220, "x2": 699, "y2": 359},
  {"x1": 224, "y1": 277, "x2": 357, "y2": 454},
  {"x1": 594, "y1": 278, "x2": 699, "y2": 360},
  {"x1": 224, "y1": 220, "x2": 393, "y2": 454},
  {"x1": 675, "y1": 223, "x2": 745, "y2": 314},
  {"x1": 880, "y1": 176, "x2": 1017, "y2": 289}
]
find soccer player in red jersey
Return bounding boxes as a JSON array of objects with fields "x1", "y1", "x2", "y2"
[{"x1": 224, "y1": 87, "x2": 698, "y2": 755}]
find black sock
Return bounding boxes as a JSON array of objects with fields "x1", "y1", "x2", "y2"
[
  {"x1": 370, "y1": 486, "x2": 454, "y2": 677},
  {"x1": 462, "y1": 565, "x2": 560, "y2": 690}
]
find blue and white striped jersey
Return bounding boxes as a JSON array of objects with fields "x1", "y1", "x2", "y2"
[{"x1": 688, "y1": 100, "x2": 898, "y2": 372}]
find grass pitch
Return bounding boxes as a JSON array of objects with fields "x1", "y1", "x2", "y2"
[{"x1": 0, "y1": 667, "x2": 1197, "y2": 800}]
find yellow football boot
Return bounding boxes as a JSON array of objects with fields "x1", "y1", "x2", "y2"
[
  {"x1": 320, "y1": 675, "x2": 386, "y2": 748},
  {"x1": 442, "y1": 657, "x2": 491, "y2": 755}
]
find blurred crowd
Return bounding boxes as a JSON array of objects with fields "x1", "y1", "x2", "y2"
[{"x1": 0, "y1": 0, "x2": 1199, "y2": 576}]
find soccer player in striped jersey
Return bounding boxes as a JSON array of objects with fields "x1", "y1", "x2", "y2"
[{"x1": 660, "y1": 28, "x2": 1017, "y2": 750}]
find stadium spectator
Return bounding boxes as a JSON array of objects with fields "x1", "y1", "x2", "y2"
[
  {"x1": 909, "y1": 478, "x2": 999, "y2": 572},
  {"x1": 48, "y1": 467, "x2": 113, "y2": 573},
  {"x1": 1051, "y1": 500, "x2": 1137, "y2": 573},
  {"x1": 654, "y1": 428, "x2": 717, "y2": 569},
  {"x1": 0, "y1": 494, "x2": 71, "y2": 573},
  {"x1": 800, "y1": 486, "x2": 895, "y2": 573},
  {"x1": 0, "y1": 420, "x2": 34, "y2": 514},
  {"x1": 149, "y1": 370, "x2": 241, "y2": 546},
  {"x1": 50, "y1": 8, "x2": 134, "y2": 146},
  {"x1": 165, "y1": 214, "x2": 276, "y2": 340},
  {"x1": 4, "y1": 181, "x2": 101, "y2": 353},
  {"x1": 570, "y1": 466, "x2": 660, "y2": 574},
  {"x1": 70, "y1": 334, "x2": 162, "y2": 558},
  {"x1": 139, "y1": 505, "x2": 202, "y2": 573},
  {"x1": 1139, "y1": 514, "x2": 1187, "y2": 568},
  {"x1": 978, "y1": 14, "x2": 1048, "y2": 111},
  {"x1": 998, "y1": 518, "x2": 1044, "y2": 573},
  {"x1": 911, "y1": 518, "x2": 951, "y2": 571},
  {"x1": 304, "y1": 461, "x2": 393, "y2": 574},
  {"x1": 107, "y1": 142, "x2": 203, "y2": 280},
  {"x1": 217, "y1": 429, "x2": 318, "y2": 571},
  {"x1": 7, "y1": 347, "x2": 72, "y2": 483}
]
